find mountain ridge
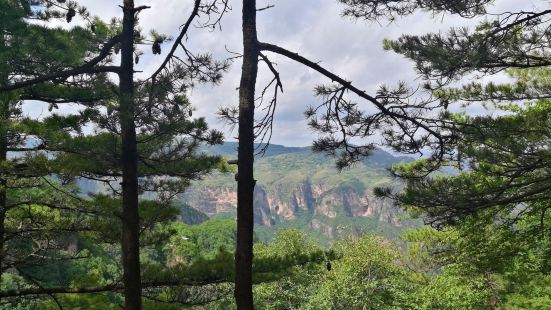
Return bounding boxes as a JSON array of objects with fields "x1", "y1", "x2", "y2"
[{"x1": 183, "y1": 142, "x2": 416, "y2": 243}]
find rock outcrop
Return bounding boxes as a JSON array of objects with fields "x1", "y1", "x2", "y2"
[
  {"x1": 182, "y1": 180, "x2": 404, "y2": 238},
  {"x1": 179, "y1": 142, "x2": 413, "y2": 239}
]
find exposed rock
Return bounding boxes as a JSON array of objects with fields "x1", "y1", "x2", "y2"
[
  {"x1": 310, "y1": 219, "x2": 334, "y2": 238},
  {"x1": 179, "y1": 142, "x2": 413, "y2": 238},
  {"x1": 79, "y1": 142, "x2": 412, "y2": 239},
  {"x1": 254, "y1": 186, "x2": 272, "y2": 226},
  {"x1": 183, "y1": 180, "x2": 405, "y2": 236},
  {"x1": 181, "y1": 186, "x2": 236, "y2": 215}
]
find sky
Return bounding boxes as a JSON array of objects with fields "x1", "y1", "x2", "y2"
[{"x1": 24, "y1": 0, "x2": 543, "y2": 147}]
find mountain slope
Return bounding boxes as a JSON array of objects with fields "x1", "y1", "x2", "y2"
[{"x1": 181, "y1": 142, "x2": 416, "y2": 243}]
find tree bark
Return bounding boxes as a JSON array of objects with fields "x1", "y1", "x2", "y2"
[
  {"x1": 119, "y1": 1, "x2": 141, "y2": 309},
  {"x1": 235, "y1": 0, "x2": 258, "y2": 309},
  {"x1": 0, "y1": 35, "x2": 8, "y2": 279},
  {"x1": 0, "y1": 99, "x2": 7, "y2": 279}
]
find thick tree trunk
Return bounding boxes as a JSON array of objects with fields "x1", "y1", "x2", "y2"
[
  {"x1": 235, "y1": 0, "x2": 258, "y2": 309},
  {"x1": 119, "y1": 1, "x2": 141, "y2": 309}
]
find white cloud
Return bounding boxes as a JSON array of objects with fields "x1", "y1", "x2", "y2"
[{"x1": 23, "y1": 0, "x2": 545, "y2": 147}]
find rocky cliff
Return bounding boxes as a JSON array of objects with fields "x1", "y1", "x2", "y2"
[
  {"x1": 183, "y1": 182, "x2": 402, "y2": 238},
  {"x1": 180, "y1": 143, "x2": 414, "y2": 240}
]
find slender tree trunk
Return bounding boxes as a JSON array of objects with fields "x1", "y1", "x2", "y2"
[
  {"x1": 119, "y1": 1, "x2": 141, "y2": 309},
  {"x1": 0, "y1": 191, "x2": 5, "y2": 274},
  {"x1": 235, "y1": 0, "x2": 258, "y2": 308},
  {"x1": 484, "y1": 272, "x2": 498, "y2": 310},
  {"x1": 0, "y1": 38, "x2": 8, "y2": 279},
  {"x1": 0, "y1": 100, "x2": 7, "y2": 277}
]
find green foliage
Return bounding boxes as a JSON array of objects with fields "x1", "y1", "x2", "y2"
[
  {"x1": 253, "y1": 225, "x2": 551, "y2": 309},
  {"x1": 179, "y1": 203, "x2": 210, "y2": 225},
  {"x1": 253, "y1": 230, "x2": 325, "y2": 309},
  {"x1": 413, "y1": 266, "x2": 492, "y2": 310},
  {"x1": 399, "y1": 213, "x2": 551, "y2": 309},
  {"x1": 0, "y1": 1, "x2": 228, "y2": 307},
  {"x1": 339, "y1": 0, "x2": 490, "y2": 21},
  {"x1": 401, "y1": 228, "x2": 495, "y2": 309},
  {"x1": 375, "y1": 28, "x2": 551, "y2": 307},
  {"x1": 4, "y1": 1, "x2": 551, "y2": 308},
  {"x1": 305, "y1": 235, "x2": 416, "y2": 309},
  {"x1": 3, "y1": 211, "x2": 548, "y2": 309},
  {"x1": 164, "y1": 220, "x2": 237, "y2": 263},
  {"x1": 0, "y1": 0, "x2": 114, "y2": 87}
]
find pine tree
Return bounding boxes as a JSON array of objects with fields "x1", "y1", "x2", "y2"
[
  {"x1": 326, "y1": 3, "x2": 551, "y2": 306},
  {"x1": 225, "y1": 0, "x2": 456, "y2": 306},
  {"x1": 0, "y1": 3, "x2": 115, "y2": 304},
  {"x1": 379, "y1": 69, "x2": 551, "y2": 242},
  {"x1": 0, "y1": 2, "x2": 121, "y2": 306},
  {"x1": 329, "y1": 0, "x2": 551, "y2": 224},
  {"x1": 0, "y1": 1, "x2": 230, "y2": 308}
]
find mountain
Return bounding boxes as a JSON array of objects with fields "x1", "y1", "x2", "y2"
[{"x1": 181, "y1": 142, "x2": 417, "y2": 243}]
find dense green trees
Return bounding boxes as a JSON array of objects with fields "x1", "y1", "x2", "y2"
[
  {"x1": 338, "y1": 1, "x2": 551, "y2": 308},
  {"x1": 307, "y1": 235, "x2": 415, "y2": 309},
  {"x1": 383, "y1": 75, "x2": 551, "y2": 309},
  {"x1": 386, "y1": 90, "x2": 551, "y2": 226},
  {"x1": 0, "y1": 2, "x2": 113, "y2": 306},
  {"x1": 253, "y1": 230, "x2": 324, "y2": 309},
  {"x1": 252, "y1": 225, "x2": 551, "y2": 309},
  {"x1": 307, "y1": 1, "x2": 551, "y2": 308},
  {"x1": 0, "y1": 0, "x2": 230, "y2": 308},
  {"x1": 352, "y1": 2, "x2": 551, "y2": 286}
]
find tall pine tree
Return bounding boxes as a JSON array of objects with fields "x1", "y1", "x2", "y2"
[{"x1": 0, "y1": 1, "x2": 230, "y2": 308}]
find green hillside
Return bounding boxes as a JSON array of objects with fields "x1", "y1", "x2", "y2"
[{"x1": 182, "y1": 142, "x2": 416, "y2": 244}]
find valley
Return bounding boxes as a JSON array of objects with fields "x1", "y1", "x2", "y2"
[{"x1": 180, "y1": 142, "x2": 417, "y2": 243}]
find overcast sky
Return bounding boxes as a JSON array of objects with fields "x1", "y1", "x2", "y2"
[{"x1": 24, "y1": 0, "x2": 543, "y2": 146}]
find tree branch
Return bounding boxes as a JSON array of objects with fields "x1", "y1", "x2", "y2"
[
  {"x1": 0, "y1": 279, "x2": 227, "y2": 298},
  {"x1": 258, "y1": 41, "x2": 444, "y2": 156},
  {"x1": 149, "y1": 0, "x2": 202, "y2": 82},
  {"x1": 0, "y1": 36, "x2": 122, "y2": 91}
]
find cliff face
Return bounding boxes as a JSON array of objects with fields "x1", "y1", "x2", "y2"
[
  {"x1": 180, "y1": 142, "x2": 413, "y2": 240},
  {"x1": 182, "y1": 181, "x2": 403, "y2": 238},
  {"x1": 183, "y1": 186, "x2": 237, "y2": 215}
]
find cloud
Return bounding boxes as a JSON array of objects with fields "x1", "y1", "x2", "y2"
[{"x1": 22, "y1": 0, "x2": 544, "y2": 147}]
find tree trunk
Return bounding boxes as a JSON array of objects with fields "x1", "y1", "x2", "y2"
[
  {"x1": 119, "y1": 1, "x2": 141, "y2": 309},
  {"x1": 0, "y1": 100, "x2": 7, "y2": 276},
  {"x1": 235, "y1": 0, "x2": 258, "y2": 309},
  {"x1": 484, "y1": 272, "x2": 498, "y2": 310}
]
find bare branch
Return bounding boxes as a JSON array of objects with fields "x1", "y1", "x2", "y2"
[{"x1": 149, "y1": 0, "x2": 202, "y2": 82}]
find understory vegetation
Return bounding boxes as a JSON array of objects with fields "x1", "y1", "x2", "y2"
[{"x1": 3, "y1": 220, "x2": 550, "y2": 309}]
